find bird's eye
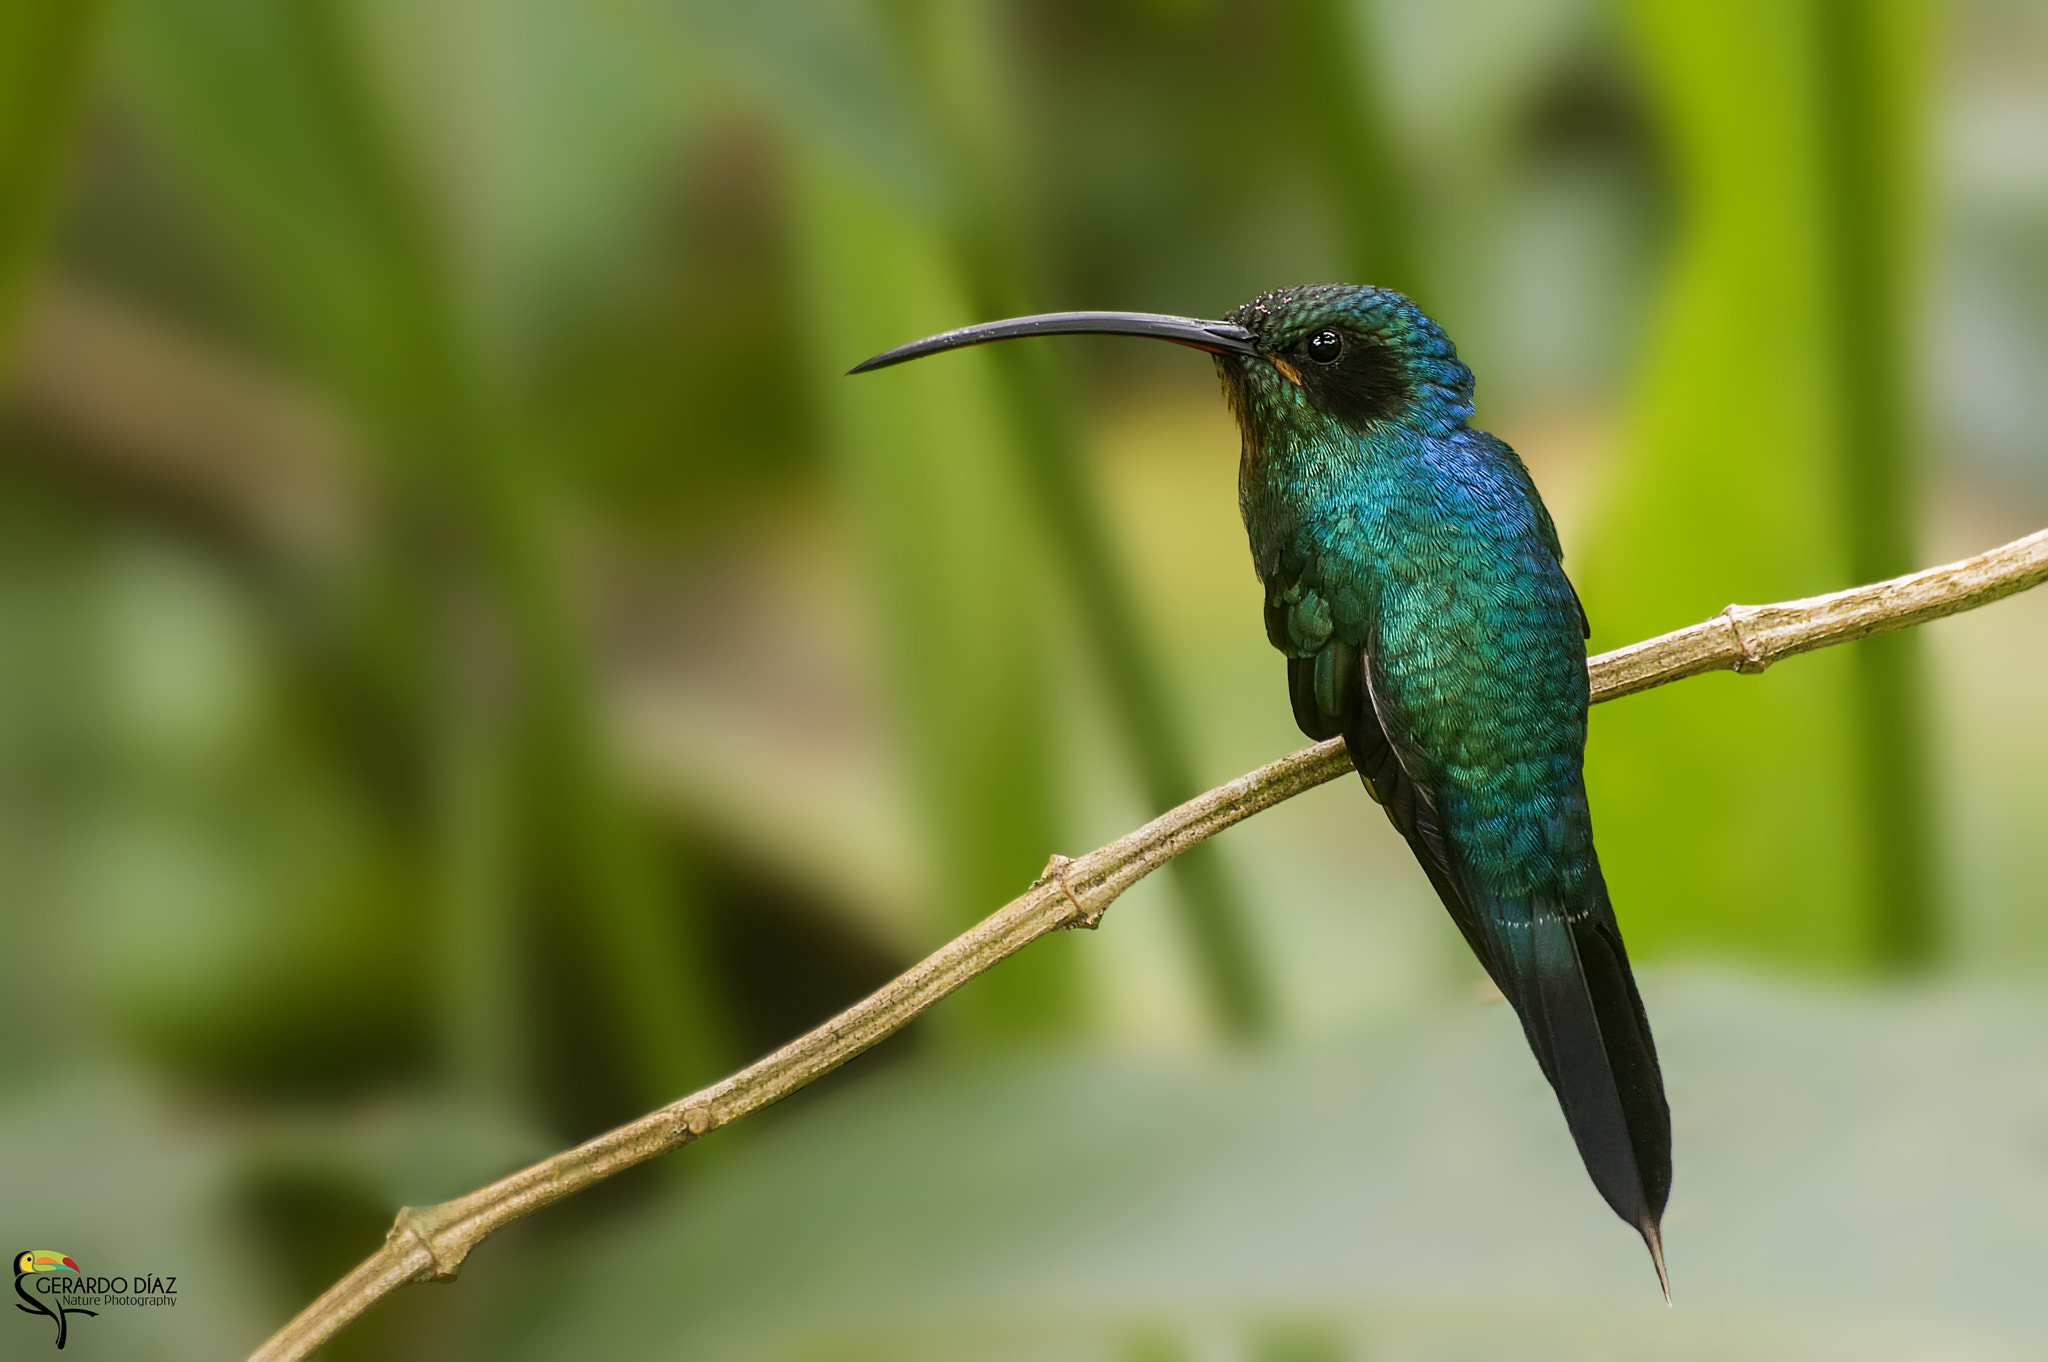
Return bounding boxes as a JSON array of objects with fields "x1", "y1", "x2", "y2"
[{"x1": 1306, "y1": 330, "x2": 1343, "y2": 363}]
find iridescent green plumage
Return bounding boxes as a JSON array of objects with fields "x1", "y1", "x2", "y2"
[
  {"x1": 853, "y1": 281, "x2": 1673, "y2": 1296},
  {"x1": 1221, "y1": 285, "x2": 1668, "y2": 1292}
]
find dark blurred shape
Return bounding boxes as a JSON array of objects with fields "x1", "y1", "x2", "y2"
[
  {"x1": 232, "y1": 1155, "x2": 392, "y2": 1310},
  {"x1": 698, "y1": 844, "x2": 917, "y2": 1082},
  {"x1": 531, "y1": 117, "x2": 822, "y2": 533}
]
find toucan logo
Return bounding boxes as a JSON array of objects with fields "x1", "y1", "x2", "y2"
[{"x1": 13, "y1": 1250, "x2": 96, "y2": 1350}]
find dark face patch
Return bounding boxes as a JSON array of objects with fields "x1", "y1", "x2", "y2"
[{"x1": 1281, "y1": 322, "x2": 1410, "y2": 430}]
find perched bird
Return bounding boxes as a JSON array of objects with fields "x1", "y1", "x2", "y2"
[{"x1": 853, "y1": 284, "x2": 1672, "y2": 1294}]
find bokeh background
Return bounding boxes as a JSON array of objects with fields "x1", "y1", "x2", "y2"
[{"x1": 4, "y1": 0, "x2": 2048, "y2": 1357}]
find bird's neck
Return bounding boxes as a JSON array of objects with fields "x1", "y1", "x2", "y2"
[{"x1": 1237, "y1": 424, "x2": 1386, "y2": 577}]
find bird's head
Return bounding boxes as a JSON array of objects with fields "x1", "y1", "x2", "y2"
[
  {"x1": 1217, "y1": 283, "x2": 1473, "y2": 444},
  {"x1": 848, "y1": 282, "x2": 1474, "y2": 447},
  {"x1": 13, "y1": 1251, "x2": 30, "y2": 1277}
]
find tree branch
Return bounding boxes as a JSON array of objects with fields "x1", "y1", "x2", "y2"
[{"x1": 249, "y1": 526, "x2": 2048, "y2": 1362}]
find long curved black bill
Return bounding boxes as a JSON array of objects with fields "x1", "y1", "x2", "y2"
[{"x1": 849, "y1": 311, "x2": 1259, "y2": 374}]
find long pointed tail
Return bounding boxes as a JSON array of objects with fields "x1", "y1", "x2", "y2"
[
  {"x1": 1302, "y1": 644, "x2": 1672, "y2": 1289},
  {"x1": 1494, "y1": 870, "x2": 1671, "y2": 1287}
]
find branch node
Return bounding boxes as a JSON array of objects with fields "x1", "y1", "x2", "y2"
[
  {"x1": 1722, "y1": 605, "x2": 1770, "y2": 673},
  {"x1": 388, "y1": 1206, "x2": 462, "y2": 1284},
  {"x1": 680, "y1": 1104, "x2": 717, "y2": 1137},
  {"x1": 1035, "y1": 853, "x2": 1101, "y2": 929}
]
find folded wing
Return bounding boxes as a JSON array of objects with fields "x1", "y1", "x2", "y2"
[{"x1": 1280, "y1": 619, "x2": 1671, "y2": 1290}]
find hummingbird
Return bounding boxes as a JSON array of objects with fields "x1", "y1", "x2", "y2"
[{"x1": 853, "y1": 283, "x2": 1672, "y2": 1294}]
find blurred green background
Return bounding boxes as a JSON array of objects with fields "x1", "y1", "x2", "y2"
[{"x1": 3, "y1": 0, "x2": 2047, "y2": 1357}]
